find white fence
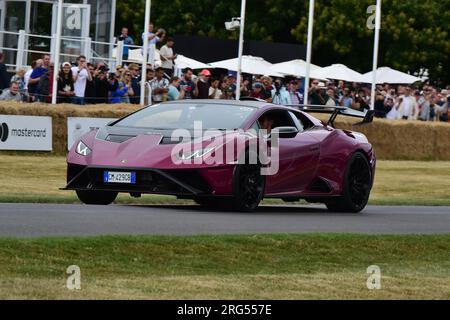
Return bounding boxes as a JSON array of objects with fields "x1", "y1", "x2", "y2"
[{"x1": 0, "y1": 29, "x2": 149, "y2": 71}]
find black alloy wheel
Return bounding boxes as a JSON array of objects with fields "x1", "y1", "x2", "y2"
[
  {"x1": 326, "y1": 152, "x2": 372, "y2": 213},
  {"x1": 230, "y1": 159, "x2": 265, "y2": 212}
]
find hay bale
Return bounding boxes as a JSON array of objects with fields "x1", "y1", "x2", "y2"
[
  {"x1": 1, "y1": 101, "x2": 449, "y2": 159},
  {"x1": 0, "y1": 102, "x2": 140, "y2": 154}
]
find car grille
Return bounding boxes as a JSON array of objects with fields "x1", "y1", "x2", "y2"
[{"x1": 66, "y1": 164, "x2": 212, "y2": 195}]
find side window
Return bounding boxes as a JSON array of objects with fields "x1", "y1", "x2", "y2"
[
  {"x1": 250, "y1": 120, "x2": 260, "y2": 132},
  {"x1": 289, "y1": 111, "x2": 304, "y2": 133},
  {"x1": 257, "y1": 110, "x2": 296, "y2": 129},
  {"x1": 292, "y1": 111, "x2": 315, "y2": 130}
]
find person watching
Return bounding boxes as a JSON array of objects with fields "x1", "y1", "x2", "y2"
[
  {"x1": 149, "y1": 67, "x2": 169, "y2": 103},
  {"x1": 160, "y1": 37, "x2": 177, "y2": 77},
  {"x1": 71, "y1": 55, "x2": 92, "y2": 105},
  {"x1": 309, "y1": 80, "x2": 325, "y2": 105},
  {"x1": 167, "y1": 76, "x2": 185, "y2": 101},
  {"x1": 325, "y1": 88, "x2": 337, "y2": 107},
  {"x1": 57, "y1": 62, "x2": 75, "y2": 104},
  {"x1": 0, "y1": 81, "x2": 24, "y2": 102},
  {"x1": 117, "y1": 27, "x2": 134, "y2": 62}
]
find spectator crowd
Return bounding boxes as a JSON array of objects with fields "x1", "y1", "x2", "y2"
[{"x1": 0, "y1": 24, "x2": 448, "y2": 123}]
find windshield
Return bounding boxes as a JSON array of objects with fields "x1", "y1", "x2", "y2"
[{"x1": 113, "y1": 102, "x2": 256, "y2": 130}]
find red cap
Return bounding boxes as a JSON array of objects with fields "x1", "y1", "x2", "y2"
[{"x1": 200, "y1": 69, "x2": 211, "y2": 76}]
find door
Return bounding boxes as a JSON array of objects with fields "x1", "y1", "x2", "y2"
[
  {"x1": 52, "y1": 3, "x2": 91, "y2": 62},
  {"x1": 261, "y1": 109, "x2": 321, "y2": 195}
]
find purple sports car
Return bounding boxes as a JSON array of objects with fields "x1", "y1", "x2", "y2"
[{"x1": 64, "y1": 100, "x2": 376, "y2": 212}]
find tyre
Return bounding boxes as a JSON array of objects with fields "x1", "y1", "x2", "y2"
[
  {"x1": 325, "y1": 152, "x2": 372, "y2": 213},
  {"x1": 76, "y1": 190, "x2": 118, "y2": 205},
  {"x1": 228, "y1": 157, "x2": 265, "y2": 212}
]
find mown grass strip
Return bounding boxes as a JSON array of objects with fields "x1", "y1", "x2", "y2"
[
  {"x1": 0, "y1": 155, "x2": 449, "y2": 206},
  {"x1": 0, "y1": 234, "x2": 449, "y2": 299}
]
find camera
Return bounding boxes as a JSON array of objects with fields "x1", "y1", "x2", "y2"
[
  {"x1": 225, "y1": 18, "x2": 241, "y2": 31},
  {"x1": 274, "y1": 81, "x2": 281, "y2": 90},
  {"x1": 108, "y1": 72, "x2": 117, "y2": 81}
]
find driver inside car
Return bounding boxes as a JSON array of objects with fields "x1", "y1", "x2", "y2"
[{"x1": 258, "y1": 114, "x2": 274, "y2": 135}]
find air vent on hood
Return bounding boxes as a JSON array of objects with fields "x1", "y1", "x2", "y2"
[
  {"x1": 105, "y1": 134, "x2": 136, "y2": 143},
  {"x1": 159, "y1": 137, "x2": 192, "y2": 145}
]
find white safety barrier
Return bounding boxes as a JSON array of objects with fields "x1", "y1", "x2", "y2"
[{"x1": 0, "y1": 115, "x2": 52, "y2": 151}]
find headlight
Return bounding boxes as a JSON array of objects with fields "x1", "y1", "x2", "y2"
[
  {"x1": 177, "y1": 147, "x2": 214, "y2": 160},
  {"x1": 76, "y1": 141, "x2": 92, "y2": 156}
]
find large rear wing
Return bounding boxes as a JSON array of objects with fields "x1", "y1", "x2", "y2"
[
  {"x1": 238, "y1": 98, "x2": 375, "y2": 127},
  {"x1": 287, "y1": 104, "x2": 375, "y2": 128}
]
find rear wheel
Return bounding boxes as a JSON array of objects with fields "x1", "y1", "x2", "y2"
[
  {"x1": 326, "y1": 152, "x2": 372, "y2": 213},
  {"x1": 76, "y1": 190, "x2": 118, "y2": 205}
]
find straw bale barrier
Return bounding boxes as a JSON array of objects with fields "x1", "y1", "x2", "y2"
[{"x1": 1, "y1": 102, "x2": 449, "y2": 160}]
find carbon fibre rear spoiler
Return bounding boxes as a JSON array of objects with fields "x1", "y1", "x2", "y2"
[
  {"x1": 239, "y1": 98, "x2": 375, "y2": 128},
  {"x1": 287, "y1": 104, "x2": 375, "y2": 128}
]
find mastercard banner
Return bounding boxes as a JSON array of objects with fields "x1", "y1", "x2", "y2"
[{"x1": 0, "y1": 115, "x2": 52, "y2": 151}]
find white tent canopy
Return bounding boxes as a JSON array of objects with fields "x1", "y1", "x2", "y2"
[
  {"x1": 175, "y1": 55, "x2": 210, "y2": 70},
  {"x1": 314, "y1": 63, "x2": 364, "y2": 82},
  {"x1": 209, "y1": 55, "x2": 284, "y2": 77},
  {"x1": 113, "y1": 49, "x2": 210, "y2": 71},
  {"x1": 112, "y1": 48, "x2": 162, "y2": 66},
  {"x1": 128, "y1": 48, "x2": 161, "y2": 66},
  {"x1": 270, "y1": 59, "x2": 323, "y2": 78},
  {"x1": 360, "y1": 66, "x2": 423, "y2": 84}
]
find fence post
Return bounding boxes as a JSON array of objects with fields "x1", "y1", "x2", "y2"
[
  {"x1": 116, "y1": 40, "x2": 124, "y2": 67},
  {"x1": 50, "y1": 33, "x2": 57, "y2": 62},
  {"x1": 16, "y1": 30, "x2": 26, "y2": 70},
  {"x1": 84, "y1": 37, "x2": 92, "y2": 62}
]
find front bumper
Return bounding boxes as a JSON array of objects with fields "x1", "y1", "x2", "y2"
[{"x1": 62, "y1": 163, "x2": 234, "y2": 196}]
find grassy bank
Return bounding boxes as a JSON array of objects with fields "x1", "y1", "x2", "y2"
[
  {"x1": 0, "y1": 154, "x2": 449, "y2": 206},
  {"x1": 0, "y1": 234, "x2": 449, "y2": 299}
]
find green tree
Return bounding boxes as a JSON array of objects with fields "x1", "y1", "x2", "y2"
[
  {"x1": 291, "y1": 0, "x2": 450, "y2": 84},
  {"x1": 116, "y1": 0, "x2": 449, "y2": 84}
]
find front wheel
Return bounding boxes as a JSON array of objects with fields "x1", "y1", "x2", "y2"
[
  {"x1": 228, "y1": 161, "x2": 265, "y2": 212},
  {"x1": 76, "y1": 190, "x2": 118, "y2": 205},
  {"x1": 326, "y1": 152, "x2": 372, "y2": 213}
]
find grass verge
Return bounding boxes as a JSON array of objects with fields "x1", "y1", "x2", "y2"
[
  {"x1": 0, "y1": 154, "x2": 449, "y2": 206},
  {"x1": 0, "y1": 234, "x2": 449, "y2": 299}
]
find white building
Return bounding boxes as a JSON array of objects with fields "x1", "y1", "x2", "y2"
[{"x1": 0, "y1": 0, "x2": 116, "y2": 68}]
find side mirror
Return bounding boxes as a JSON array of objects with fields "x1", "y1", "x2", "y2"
[{"x1": 269, "y1": 126, "x2": 299, "y2": 139}]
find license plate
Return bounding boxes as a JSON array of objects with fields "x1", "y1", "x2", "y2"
[{"x1": 103, "y1": 171, "x2": 136, "y2": 184}]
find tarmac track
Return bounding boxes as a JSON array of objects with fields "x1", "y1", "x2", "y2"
[{"x1": 0, "y1": 203, "x2": 449, "y2": 237}]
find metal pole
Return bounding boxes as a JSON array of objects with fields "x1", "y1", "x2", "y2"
[
  {"x1": 84, "y1": 37, "x2": 92, "y2": 62},
  {"x1": 303, "y1": 0, "x2": 315, "y2": 106},
  {"x1": 236, "y1": 0, "x2": 246, "y2": 100},
  {"x1": 24, "y1": 0, "x2": 31, "y2": 64},
  {"x1": 140, "y1": 0, "x2": 151, "y2": 106},
  {"x1": 116, "y1": 40, "x2": 124, "y2": 67},
  {"x1": 370, "y1": 0, "x2": 382, "y2": 111},
  {"x1": 109, "y1": 0, "x2": 117, "y2": 67},
  {"x1": 16, "y1": 30, "x2": 25, "y2": 70},
  {"x1": 51, "y1": 0, "x2": 63, "y2": 105}
]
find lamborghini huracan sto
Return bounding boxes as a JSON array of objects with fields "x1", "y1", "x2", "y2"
[{"x1": 64, "y1": 100, "x2": 376, "y2": 212}]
